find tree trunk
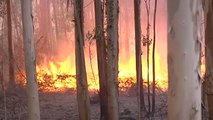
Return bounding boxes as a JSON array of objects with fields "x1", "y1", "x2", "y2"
[
  {"x1": 134, "y1": 0, "x2": 145, "y2": 118},
  {"x1": 52, "y1": 0, "x2": 59, "y2": 41},
  {"x1": 144, "y1": 0, "x2": 151, "y2": 113},
  {"x1": 11, "y1": 0, "x2": 22, "y2": 43},
  {"x1": 94, "y1": 0, "x2": 108, "y2": 119},
  {"x1": 106, "y1": 0, "x2": 119, "y2": 119},
  {"x1": 152, "y1": 0, "x2": 157, "y2": 115},
  {"x1": 167, "y1": 0, "x2": 202, "y2": 119},
  {"x1": 38, "y1": 0, "x2": 51, "y2": 57},
  {"x1": 74, "y1": 0, "x2": 91, "y2": 120},
  {"x1": 21, "y1": 0, "x2": 40, "y2": 119},
  {"x1": 6, "y1": 0, "x2": 15, "y2": 91},
  {"x1": 205, "y1": 1, "x2": 213, "y2": 119}
]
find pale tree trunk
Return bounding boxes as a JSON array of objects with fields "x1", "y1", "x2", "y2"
[
  {"x1": 74, "y1": 0, "x2": 91, "y2": 120},
  {"x1": 134, "y1": 0, "x2": 145, "y2": 118},
  {"x1": 21, "y1": 0, "x2": 40, "y2": 119},
  {"x1": 94, "y1": 0, "x2": 108, "y2": 119},
  {"x1": 167, "y1": 0, "x2": 202, "y2": 120},
  {"x1": 204, "y1": 1, "x2": 213, "y2": 119},
  {"x1": 106, "y1": 0, "x2": 119, "y2": 119},
  {"x1": 6, "y1": 0, "x2": 15, "y2": 91}
]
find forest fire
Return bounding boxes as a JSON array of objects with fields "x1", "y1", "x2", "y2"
[
  {"x1": 16, "y1": 51, "x2": 168, "y2": 92},
  {"x1": 1, "y1": 0, "x2": 210, "y2": 119},
  {"x1": 12, "y1": 0, "x2": 169, "y2": 93},
  {"x1": 36, "y1": 54, "x2": 167, "y2": 92}
]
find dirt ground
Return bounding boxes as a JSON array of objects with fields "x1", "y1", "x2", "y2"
[{"x1": 0, "y1": 88, "x2": 167, "y2": 120}]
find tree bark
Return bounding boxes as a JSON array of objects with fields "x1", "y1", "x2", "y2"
[
  {"x1": 106, "y1": 0, "x2": 119, "y2": 119},
  {"x1": 152, "y1": 0, "x2": 157, "y2": 115},
  {"x1": 6, "y1": 0, "x2": 15, "y2": 91},
  {"x1": 205, "y1": 1, "x2": 213, "y2": 119},
  {"x1": 94, "y1": 0, "x2": 108, "y2": 119},
  {"x1": 134, "y1": 0, "x2": 145, "y2": 118},
  {"x1": 21, "y1": 0, "x2": 40, "y2": 119},
  {"x1": 144, "y1": 0, "x2": 151, "y2": 113},
  {"x1": 167, "y1": 0, "x2": 202, "y2": 119},
  {"x1": 74, "y1": 0, "x2": 91, "y2": 120}
]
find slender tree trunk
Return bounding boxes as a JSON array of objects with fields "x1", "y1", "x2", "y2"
[
  {"x1": 21, "y1": 0, "x2": 40, "y2": 119},
  {"x1": 144, "y1": 0, "x2": 151, "y2": 114},
  {"x1": 124, "y1": 12, "x2": 130, "y2": 61},
  {"x1": 11, "y1": 0, "x2": 22, "y2": 43},
  {"x1": 6, "y1": 0, "x2": 15, "y2": 91},
  {"x1": 51, "y1": 0, "x2": 59, "y2": 57},
  {"x1": 74, "y1": 0, "x2": 91, "y2": 119},
  {"x1": 52, "y1": 0, "x2": 59, "y2": 41},
  {"x1": 167, "y1": 0, "x2": 202, "y2": 119},
  {"x1": 134, "y1": 0, "x2": 145, "y2": 119},
  {"x1": 39, "y1": 0, "x2": 51, "y2": 57},
  {"x1": 205, "y1": 1, "x2": 213, "y2": 119},
  {"x1": 0, "y1": 18, "x2": 6, "y2": 120},
  {"x1": 152, "y1": 0, "x2": 157, "y2": 115},
  {"x1": 94, "y1": 0, "x2": 108, "y2": 119},
  {"x1": 60, "y1": 1, "x2": 69, "y2": 42},
  {"x1": 106, "y1": 0, "x2": 119, "y2": 119}
]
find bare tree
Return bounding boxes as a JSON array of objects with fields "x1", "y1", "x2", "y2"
[
  {"x1": 1, "y1": 13, "x2": 7, "y2": 120},
  {"x1": 38, "y1": 0, "x2": 52, "y2": 58},
  {"x1": 6, "y1": 0, "x2": 15, "y2": 91},
  {"x1": 152, "y1": 0, "x2": 157, "y2": 115},
  {"x1": 167, "y1": 0, "x2": 202, "y2": 119},
  {"x1": 74, "y1": 0, "x2": 91, "y2": 119},
  {"x1": 105, "y1": 0, "x2": 119, "y2": 119},
  {"x1": 94, "y1": 0, "x2": 108, "y2": 119},
  {"x1": 52, "y1": 0, "x2": 59, "y2": 41},
  {"x1": 21, "y1": 0, "x2": 40, "y2": 119},
  {"x1": 143, "y1": 0, "x2": 151, "y2": 113},
  {"x1": 134, "y1": 0, "x2": 145, "y2": 119},
  {"x1": 204, "y1": 0, "x2": 213, "y2": 119}
]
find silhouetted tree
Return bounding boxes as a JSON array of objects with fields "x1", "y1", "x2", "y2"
[
  {"x1": 74, "y1": 0, "x2": 91, "y2": 119},
  {"x1": 6, "y1": 0, "x2": 15, "y2": 91},
  {"x1": 204, "y1": 0, "x2": 213, "y2": 119},
  {"x1": 152, "y1": 0, "x2": 157, "y2": 115},
  {"x1": 94, "y1": 0, "x2": 108, "y2": 119},
  {"x1": 134, "y1": 0, "x2": 145, "y2": 118},
  {"x1": 106, "y1": 0, "x2": 119, "y2": 119}
]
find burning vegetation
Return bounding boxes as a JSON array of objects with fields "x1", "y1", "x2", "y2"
[
  {"x1": 0, "y1": 0, "x2": 209, "y2": 119},
  {"x1": 15, "y1": 50, "x2": 168, "y2": 92}
]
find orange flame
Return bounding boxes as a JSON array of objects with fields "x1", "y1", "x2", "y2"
[
  {"x1": 32, "y1": 50, "x2": 168, "y2": 92},
  {"x1": 15, "y1": 50, "x2": 169, "y2": 92}
]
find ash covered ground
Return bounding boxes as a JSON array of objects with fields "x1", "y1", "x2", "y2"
[{"x1": 0, "y1": 86, "x2": 167, "y2": 120}]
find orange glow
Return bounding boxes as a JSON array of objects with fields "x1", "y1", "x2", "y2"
[
  {"x1": 35, "y1": 56, "x2": 100, "y2": 92},
  {"x1": 16, "y1": 50, "x2": 168, "y2": 92},
  {"x1": 118, "y1": 51, "x2": 168, "y2": 91},
  {"x1": 15, "y1": 49, "x2": 167, "y2": 92}
]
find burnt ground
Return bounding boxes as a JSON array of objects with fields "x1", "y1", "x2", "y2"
[{"x1": 0, "y1": 87, "x2": 167, "y2": 120}]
